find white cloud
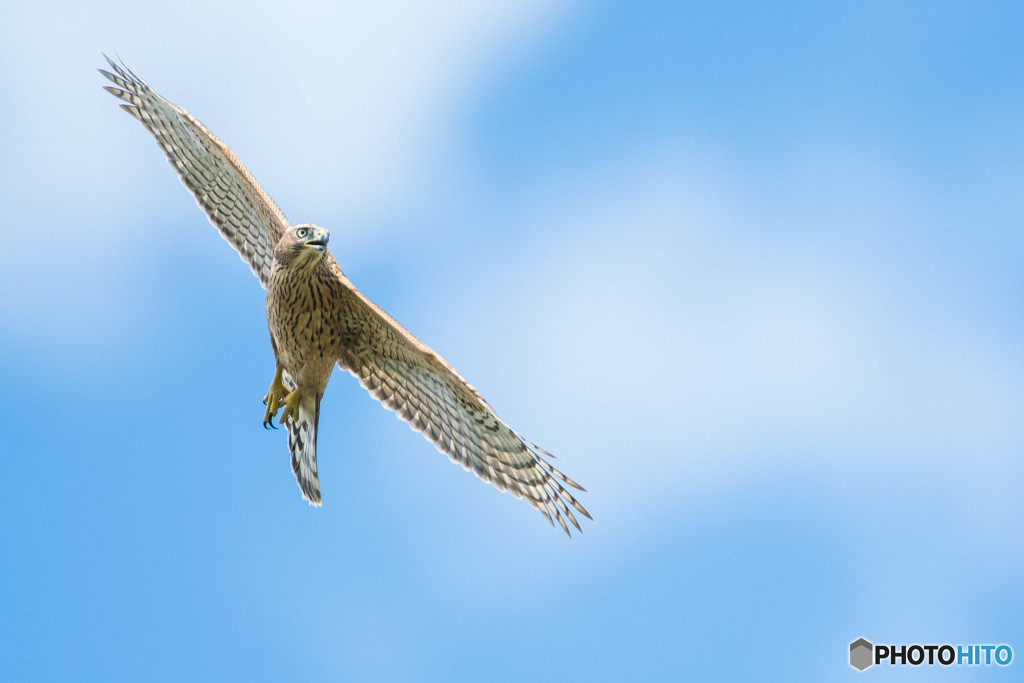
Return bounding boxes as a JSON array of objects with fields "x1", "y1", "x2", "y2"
[{"x1": 439, "y1": 138, "x2": 1024, "y2": 544}]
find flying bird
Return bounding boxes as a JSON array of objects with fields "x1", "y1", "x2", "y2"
[{"x1": 99, "y1": 56, "x2": 590, "y2": 535}]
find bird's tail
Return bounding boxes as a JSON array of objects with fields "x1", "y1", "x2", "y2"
[{"x1": 285, "y1": 389, "x2": 322, "y2": 506}]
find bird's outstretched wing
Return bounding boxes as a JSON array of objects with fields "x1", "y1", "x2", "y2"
[
  {"x1": 99, "y1": 55, "x2": 289, "y2": 287},
  {"x1": 331, "y1": 265, "x2": 591, "y2": 535}
]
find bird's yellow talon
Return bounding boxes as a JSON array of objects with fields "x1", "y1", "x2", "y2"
[
  {"x1": 263, "y1": 365, "x2": 287, "y2": 426},
  {"x1": 280, "y1": 389, "x2": 301, "y2": 425}
]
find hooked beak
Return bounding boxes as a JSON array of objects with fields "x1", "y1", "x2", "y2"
[{"x1": 306, "y1": 228, "x2": 330, "y2": 251}]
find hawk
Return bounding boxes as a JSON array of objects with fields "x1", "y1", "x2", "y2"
[{"x1": 99, "y1": 56, "x2": 590, "y2": 535}]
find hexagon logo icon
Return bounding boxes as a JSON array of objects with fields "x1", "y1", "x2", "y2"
[{"x1": 850, "y1": 638, "x2": 874, "y2": 671}]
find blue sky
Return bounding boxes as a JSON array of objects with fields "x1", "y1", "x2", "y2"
[{"x1": 2, "y1": 1, "x2": 1023, "y2": 679}]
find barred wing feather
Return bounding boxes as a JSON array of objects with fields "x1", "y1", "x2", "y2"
[
  {"x1": 99, "y1": 55, "x2": 290, "y2": 287},
  {"x1": 332, "y1": 267, "x2": 591, "y2": 535}
]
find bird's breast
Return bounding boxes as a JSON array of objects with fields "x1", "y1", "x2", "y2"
[{"x1": 267, "y1": 267, "x2": 341, "y2": 391}]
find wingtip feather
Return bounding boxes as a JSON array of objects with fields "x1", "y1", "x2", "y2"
[{"x1": 119, "y1": 104, "x2": 142, "y2": 120}]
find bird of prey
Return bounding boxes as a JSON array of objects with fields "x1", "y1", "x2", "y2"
[{"x1": 99, "y1": 56, "x2": 590, "y2": 535}]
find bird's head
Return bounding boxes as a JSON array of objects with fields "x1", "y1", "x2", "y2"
[{"x1": 275, "y1": 223, "x2": 331, "y2": 269}]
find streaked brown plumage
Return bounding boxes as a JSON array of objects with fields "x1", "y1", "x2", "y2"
[{"x1": 100, "y1": 55, "x2": 591, "y2": 535}]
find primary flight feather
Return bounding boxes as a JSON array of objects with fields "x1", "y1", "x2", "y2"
[{"x1": 99, "y1": 56, "x2": 590, "y2": 535}]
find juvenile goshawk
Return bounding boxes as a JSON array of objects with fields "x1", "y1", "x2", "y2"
[{"x1": 99, "y1": 56, "x2": 590, "y2": 535}]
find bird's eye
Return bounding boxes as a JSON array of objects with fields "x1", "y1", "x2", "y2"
[{"x1": 297, "y1": 227, "x2": 308, "y2": 238}]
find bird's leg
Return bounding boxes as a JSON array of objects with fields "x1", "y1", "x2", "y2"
[
  {"x1": 262, "y1": 364, "x2": 287, "y2": 428},
  {"x1": 279, "y1": 388, "x2": 302, "y2": 426},
  {"x1": 262, "y1": 364, "x2": 304, "y2": 428}
]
